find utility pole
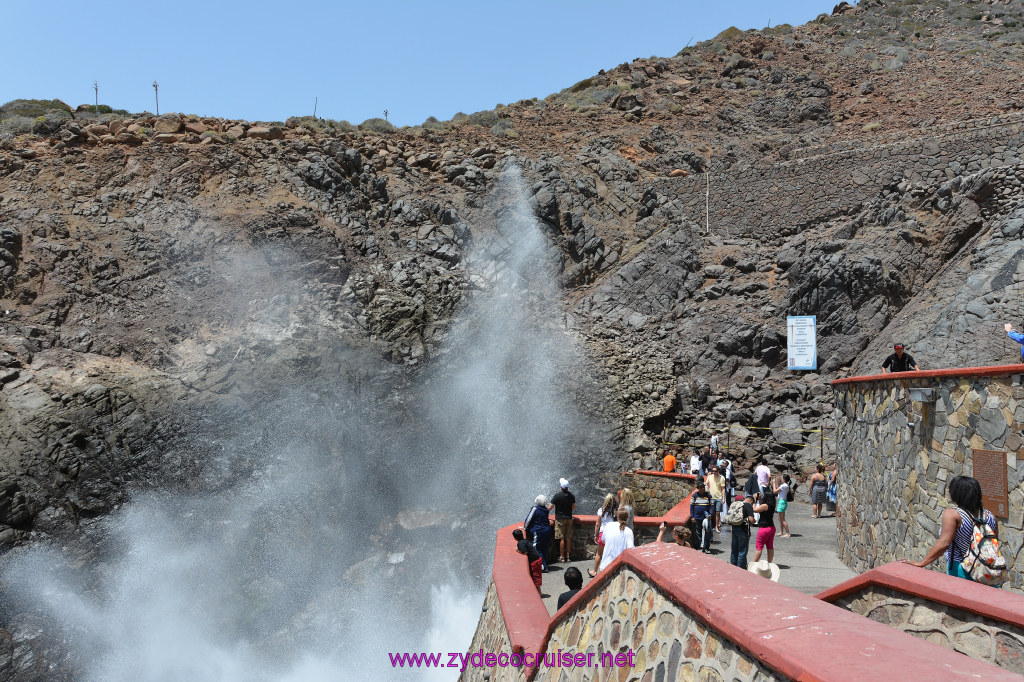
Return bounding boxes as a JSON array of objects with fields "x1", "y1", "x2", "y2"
[
  {"x1": 93, "y1": 81, "x2": 98, "y2": 108},
  {"x1": 152, "y1": 81, "x2": 159, "y2": 116},
  {"x1": 313, "y1": 97, "x2": 318, "y2": 119}
]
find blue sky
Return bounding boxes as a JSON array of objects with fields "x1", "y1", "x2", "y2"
[{"x1": 1, "y1": 1, "x2": 838, "y2": 127}]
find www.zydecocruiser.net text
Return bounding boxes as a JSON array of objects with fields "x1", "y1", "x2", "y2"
[{"x1": 389, "y1": 649, "x2": 636, "y2": 671}]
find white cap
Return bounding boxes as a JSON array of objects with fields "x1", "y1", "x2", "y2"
[{"x1": 559, "y1": 478, "x2": 569, "y2": 489}]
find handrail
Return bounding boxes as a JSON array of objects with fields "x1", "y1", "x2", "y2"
[
  {"x1": 627, "y1": 469, "x2": 697, "y2": 481},
  {"x1": 816, "y1": 561, "x2": 1024, "y2": 630},
  {"x1": 831, "y1": 363, "x2": 1024, "y2": 386}
]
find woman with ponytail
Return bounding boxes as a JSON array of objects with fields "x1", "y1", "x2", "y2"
[{"x1": 598, "y1": 508, "x2": 635, "y2": 572}]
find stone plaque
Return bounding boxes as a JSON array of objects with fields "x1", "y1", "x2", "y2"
[{"x1": 973, "y1": 449, "x2": 1009, "y2": 518}]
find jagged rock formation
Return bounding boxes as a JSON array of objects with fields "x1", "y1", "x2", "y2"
[
  {"x1": 3, "y1": 0, "x2": 1024, "y2": 675},
  {"x1": 2, "y1": 0, "x2": 1024, "y2": 541}
]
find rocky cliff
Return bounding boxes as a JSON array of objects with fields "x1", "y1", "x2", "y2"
[{"x1": 3, "y1": 0, "x2": 1024, "y2": 676}]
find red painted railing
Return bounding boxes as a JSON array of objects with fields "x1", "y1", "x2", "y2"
[
  {"x1": 816, "y1": 561, "x2": 1024, "y2": 629},
  {"x1": 488, "y1": 522, "x2": 1023, "y2": 680},
  {"x1": 489, "y1": 491, "x2": 694, "y2": 676},
  {"x1": 831, "y1": 363, "x2": 1024, "y2": 386},
  {"x1": 552, "y1": 545, "x2": 1019, "y2": 681}
]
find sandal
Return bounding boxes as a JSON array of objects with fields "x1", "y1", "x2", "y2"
[{"x1": 587, "y1": 569, "x2": 597, "y2": 578}]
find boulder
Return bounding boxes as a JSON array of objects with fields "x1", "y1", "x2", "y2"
[
  {"x1": 247, "y1": 126, "x2": 284, "y2": 140},
  {"x1": 115, "y1": 132, "x2": 142, "y2": 145},
  {"x1": 184, "y1": 120, "x2": 209, "y2": 135},
  {"x1": 153, "y1": 133, "x2": 178, "y2": 143},
  {"x1": 752, "y1": 404, "x2": 777, "y2": 426},
  {"x1": 154, "y1": 115, "x2": 183, "y2": 134},
  {"x1": 611, "y1": 92, "x2": 645, "y2": 111},
  {"x1": 770, "y1": 414, "x2": 805, "y2": 446}
]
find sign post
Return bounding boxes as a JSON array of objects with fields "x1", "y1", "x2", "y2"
[{"x1": 787, "y1": 315, "x2": 817, "y2": 371}]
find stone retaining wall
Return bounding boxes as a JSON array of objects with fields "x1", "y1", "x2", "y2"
[
  {"x1": 833, "y1": 585, "x2": 1024, "y2": 674},
  {"x1": 652, "y1": 114, "x2": 1024, "y2": 240},
  {"x1": 461, "y1": 581, "x2": 526, "y2": 682},
  {"x1": 607, "y1": 470, "x2": 695, "y2": 517},
  {"x1": 831, "y1": 366, "x2": 1024, "y2": 589},
  {"x1": 544, "y1": 566, "x2": 774, "y2": 682},
  {"x1": 462, "y1": 540, "x2": 1018, "y2": 681}
]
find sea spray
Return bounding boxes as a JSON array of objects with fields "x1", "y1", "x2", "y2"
[{"x1": 1, "y1": 164, "x2": 609, "y2": 681}]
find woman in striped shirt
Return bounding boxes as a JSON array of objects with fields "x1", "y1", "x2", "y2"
[{"x1": 903, "y1": 476, "x2": 997, "y2": 579}]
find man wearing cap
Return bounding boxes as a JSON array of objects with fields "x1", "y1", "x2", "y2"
[
  {"x1": 549, "y1": 478, "x2": 576, "y2": 563},
  {"x1": 881, "y1": 344, "x2": 919, "y2": 373}
]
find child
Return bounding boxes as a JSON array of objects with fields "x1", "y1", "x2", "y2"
[{"x1": 513, "y1": 528, "x2": 544, "y2": 592}]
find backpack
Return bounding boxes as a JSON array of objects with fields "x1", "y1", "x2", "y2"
[
  {"x1": 787, "y1": 483, "x2": 796, "y2": 503},
  {"x1": 725, "y1": 500, "x2": 747, "y2": 526},
  {"x1": 961, "y1": 517, "x2": 1007, "y2": 586}
]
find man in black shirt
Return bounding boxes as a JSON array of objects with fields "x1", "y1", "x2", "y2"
[
  {"x1": 548, "y1": 478, "x2": 577, "y2": 562},
  {"x1": 881, "y1": 343, "x2": 919, "y2": 373}
]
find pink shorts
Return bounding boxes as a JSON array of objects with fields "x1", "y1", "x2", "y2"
[{"x1": 755, "y1": 526, "x2": 775, "y2": 551}]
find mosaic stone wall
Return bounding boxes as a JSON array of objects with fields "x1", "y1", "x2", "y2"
[
  {"x1": 832, "y1": 372, "x2": 1024, "y2": 589},
  {"x1": 541, "y1": 567, "x2": 780, "y2": 682},
  {"x1": 459, "y1": 581, "x2": 526, "y2": 682},
  {"x1": 833, "y1": 586, "x2": 1024, "y2": 674},
  {"x1": 630, "y1": 474, "x2": 692, "y2": 518}
]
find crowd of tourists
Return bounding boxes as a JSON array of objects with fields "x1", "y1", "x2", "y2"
[
  {"x1": 517, "y1": 452, "x2": 1006, "y2": 605},
  {"x1": 514, "y1": 452, "x2": 840, "y2": 598},
  {"x1": 516, "y1": 478, "x2": 637, "y2": 592},
  {"x1": 513, "y1": 335, "x2": 1020, "y2": 598}
]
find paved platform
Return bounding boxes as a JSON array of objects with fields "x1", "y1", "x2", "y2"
[{"x1": 541, "y1": 501, "x2": 855, "y2": 614}]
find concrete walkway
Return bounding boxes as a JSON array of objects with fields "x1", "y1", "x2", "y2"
[{"x1": 541, "y1": 501, "x2": 855, "y2": 614}]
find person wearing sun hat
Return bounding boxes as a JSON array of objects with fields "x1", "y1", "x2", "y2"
[{"x1": 748, "y1": 558, "x2": 781, "y2": 582}]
